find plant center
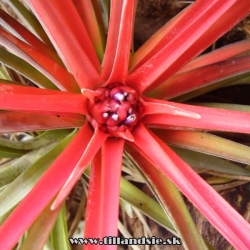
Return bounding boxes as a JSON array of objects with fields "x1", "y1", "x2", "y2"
[{"x1": 86, "y1": 83, "x2": 142, "y2": 137}]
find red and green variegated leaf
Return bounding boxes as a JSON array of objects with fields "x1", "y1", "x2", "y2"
[
  {"x1": 50, "y1": 205, "x2": 70, "y2": 250},
  {"x1": 51, "y1": 127, "x2": 108, "y2": 210},
  {"x1": 126, "y1": 0, "x2": 250, "y2": 94},
  {"x1": 2, "y1": 0, "x2": 54, "y2": 49},
  {"x1": 172, "y1": 73, "x2": 250, "y2": 103},
  {"x1": 0, "y1": 29, "x2": 80, "y2": 92},
  {"x1": 170, "y1": 146, "x2": 250, "y2": 179},
  {"x1": 26, "y1": 0, "x2": 101, "y2": 90},
  {"x1": 85, "y1": 139, "x2": 124, "y2": 246},
  {"x1": 0, "y1": 84, "x2": 87, "y2": 115},
  {"x1": 0, "y1": 9, "x2": 59, "y2": 62},
  {"x1": 131, "y1": 123, "x2": 250, "y2": 249},
  {"x1": 153, "y1": 129, "x2": 250, "y2": 165},
  {"x1": 0, "y1": 131, "x2": 72, "y2": 187},
  {"x1": 126, "y1": 146, "x2": 208, "y2": 250},
  {"x1": 0, "y1": 48, "x2": 58, "y2": 89},
  {"x1": 178, "y1": 38, "x2": 250, "y2": 74},
  {"x1": 19, "y1": 201, "x2": 62, "y2": 250},
  {"x1": 129, "y1": 5, "x2": 191, "y2": 70},
  {"x1": 0, "y1": 123, "x2": 92, "y2": 250},
  {"x1": 143, "y1": 98, "x2": 250, "y2": 134},
  {"x1": 0, "y1": 111, "x2": 82, "y2": 133},
  {"x1": 0, "y1": 132, "x2": 76, "y2": 223},
  {"x1": 26, "y1": 0, "x2": 100, "y2": 70},
  {"x1": 101, "y1": 0, "x2": 136, "y2": 84},
  {"x1": 72, "y1": 0, "x2": 105, "y2": 62},
  {"x1": 150, "y1": 55, "x2": 250, "y2": 100},
  {"x1": 195, "y1": 103, "x2": 250, "y2": 112}
]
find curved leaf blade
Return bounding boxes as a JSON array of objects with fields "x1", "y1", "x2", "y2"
[
  {"x1": 153, "y1": 129, "x2": 250, "y2": 165},
  {"x1": 132, "y1": 123, "x2": 250, "y2": 249},
  {"x1": 26, "y1": 0, "x2": 102, "y2": 90}
]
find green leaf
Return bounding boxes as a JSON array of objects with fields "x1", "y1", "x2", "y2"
[
  {"x1": 0, "y1": 130, "x2": 76, "y2": 223},
  {"x1": 2, "y1": 0, "x2": 54, "y2": 48},
  {"x1": 154, "y1": 129, "x2": 250, "y2": 165},
  {"x1": 0, "y1": 185, "x2": 7, "y2": 193},
  {"x1": 120, "y1": 199, "x2": 133, "y2": 218},
  {"x1": 20, "y1": 201, "x2": 62, "y2": 250},
  {"x1": 171, "y1": 146, "x2": 250, "y2": 179},
  {"x1": 73, "y1": 0, "x2": 106, "y2": 62},
  {"x1": 192, "y1": 102, "x2": 250, "y2": 113},
  {"x1": 0, "y1": 145, "x2": 28, "y2": 158},
  {"x1": 126, "y1": 147, "x2": 209, "y2": 250},
  {"x1": 0, "y1": 48, "x2": 58, "y2": 89},
  {"x1": 120, "y1": 178, "x2": 176, "y2": 234},
  {"x1": 0, "y1": 130, "x2": 70, "y2": 187},
  {"x1": 0, "y1": 129, "x2": 71, "y2": 150},
  {"x1": 50, "y1": 205, "x2": 70, "y2": 250},
  {"x1": 0, "y1": 142, "x2": 57, "y2": 187},
  {"x1": 172, "y1": 70, "x2": 250, "y2": 102},
  {"x1": 99, "y1": 0, "x2": 110, "y2": 30},
  {"x1": 0, "y1": 67, "x2": 11, "y2": 80}
]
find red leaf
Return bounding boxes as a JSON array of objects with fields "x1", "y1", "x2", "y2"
[
  {"x1": 143, "y1": 98, "x2": 250, "y2": 134},
  {"x1": 150, "y1": 55, "x2": 250, "y2": 100},
  {"x1": 0, "y1": 83, "x2": 88, "y2": 115},
  {"x1": 178, "y1": 38, "x2": 250, "y2": 74},
  {"x1": 101, "y1": 0, "x2": 136, "y2": 84},
  {"x1": 84, "y1": 151, "x2": 102, "y2": 243},
  {"x1": 72, "y1": 0, "x2": 105, "y2": 61},
  {"x1": 129, "y1": 5, "x2": 191, "y2": 70},
  {"x1": 0, "y1": 111, "x2": 82, "y2": 133},
  {"x1": 0, "y1": 9, "x2": 58, "y2": 61},
  {"x1": 141, "y1": 98, "x2": 200, "y2": 119},
  {"x1": 0, "y1": 123, "x2": 93, "y2": 250},
  {"x1": 0, "y1": 28, "x2": 79, "y2": 92},
  {"x1": 27, "y1": 0, "x2": 102, "y2": 90},
  {"x1": 51, "y1": 127, "x2": 109, "y2": 210},
  {"x1": 85, "y1": 138, "x2": 124, "y2": 247},
  {"x1": 131, "y1": 123, "x2": 250, "y2": 249},
  {"x1": 126, "y1": 0, "x2": 250, "y2": 93}
]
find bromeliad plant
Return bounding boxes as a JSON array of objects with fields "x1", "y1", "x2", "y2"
[{"x1": 1, "y1": 0, "x2": 250, "y2": 249}]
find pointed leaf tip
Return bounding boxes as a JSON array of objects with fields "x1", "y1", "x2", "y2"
[{"x1": 111, "y1": 130, "x2": 134, "y2": 142}]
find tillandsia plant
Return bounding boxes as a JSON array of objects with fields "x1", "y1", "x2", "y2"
[{"x1": 1, "y1": 0, "x2": 250, "y2": 249}]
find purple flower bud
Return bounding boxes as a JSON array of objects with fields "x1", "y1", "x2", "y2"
[
  {"x1": 113, "y1": 92, "x2": 125, "y2": 102},
  {"x1": 111, "y1": 113, "x2": 119, "y2": 121},
  {"x1": 103, "y1": 112, "x2": 109, "y2": 118},
  {"x1": 124, "y1": 114, "x2": 136, "y2": 124}
]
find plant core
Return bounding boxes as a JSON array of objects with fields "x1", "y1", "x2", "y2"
[{"x1": 86, "y1": 83, "x2": 142, "y2": 137}]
